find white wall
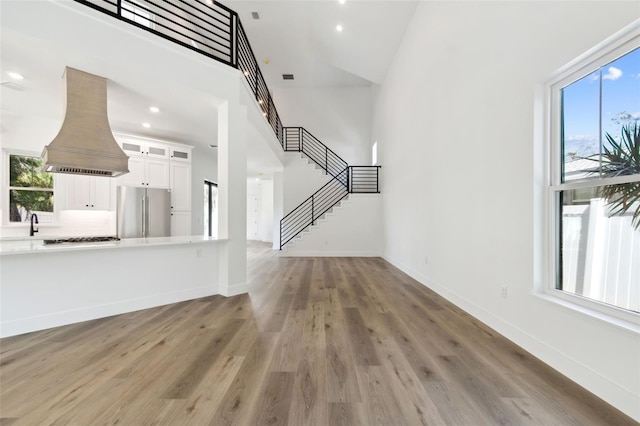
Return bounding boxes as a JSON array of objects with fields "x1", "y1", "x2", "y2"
[
  {"x1": 372, "y1": 1, "x2": 639, "y2": 420},
  {"x1": 273, "y1": 87, "x2": 372, "y2": 165},
  {"x1": 259, "y1": 180, "x2": 274, "y2": 243},
  {"x1": 0, "y1": 241, "x2": 222, "y2": 337},
  {"x1": 282, "y1": 194, "x2": 382, "y2": 257},
  {"x1": 283, "y1": 152, "x2": 332, "y2": 213},
  {"x1": 247, "y1": 178, "x2": 274, "y2": 243}
]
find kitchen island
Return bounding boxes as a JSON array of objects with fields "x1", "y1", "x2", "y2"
[{"x1": 0, "y1": 236, "x2": 227, "y2": 337}]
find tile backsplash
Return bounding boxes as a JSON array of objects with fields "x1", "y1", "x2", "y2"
[{"x1": 0, "y1": 210, "x2": 116, "y2": 239}]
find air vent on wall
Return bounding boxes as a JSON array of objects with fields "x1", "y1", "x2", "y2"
[
  {"x1": 282, "y1": 74, "x2": 294, "y2": 80},
  {"x1": 251, "y1": 12, "x2": 259, "y2": 20}
]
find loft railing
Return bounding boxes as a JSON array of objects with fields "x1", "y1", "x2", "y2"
[
  {"x1": 349, "y1": 166, "x2": 381, "y2": 193},
  {"x1": 74, "y1": 0, "x2": 284, "y2": 144},
  {"x1": 237, "y1": 20, "x2": 284, "y2": 144}
]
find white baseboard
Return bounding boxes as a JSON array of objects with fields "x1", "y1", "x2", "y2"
[
  {"x1": 219, "y1": 282, "x2": 249, "y2": 297},
  {"x1": 280, "y1": 250, "x2": 381, "y2": 257},
  {"x1": 0, "y1": 286, "x2": 217, "y2": 338},
  {"x1": 382, "y1": 253, "x2": 640, "y2": 422}
]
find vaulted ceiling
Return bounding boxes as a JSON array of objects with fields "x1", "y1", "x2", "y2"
[{"x1": 228, "y1": 0, "x2": 418, "y2": 88}]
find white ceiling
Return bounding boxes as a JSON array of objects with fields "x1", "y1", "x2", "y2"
[
  {"x1": 229, "y1": 0, "x2": 418, "y2": 87},
  {"x1": 0, "y1": 0, "x2": 417, "y2": 176}
]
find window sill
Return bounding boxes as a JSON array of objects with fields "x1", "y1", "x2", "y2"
[{"x1": 534, "y1": 289, "x2": 640, "y2": 335}]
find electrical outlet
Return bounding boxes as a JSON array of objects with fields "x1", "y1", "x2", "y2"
[{"x1": 501, "y1": 285, "x2": 508, "y2": 299}]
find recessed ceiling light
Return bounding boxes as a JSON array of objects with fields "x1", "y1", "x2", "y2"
[
  {"x1": 149, "y1": 106, "x2": 160, "y2": 113},
  {"x1": 142, "y1": 122, "x2": 151, "y2": 128},
  {"x1": 258, "y1": 99, "x2": 263, "y2": 104},
  {"x1": 336, "y1": 24, "x2": 343, "y2": 32},
  {"x1": 206, "y1": 0, "x2": 214, "y2": 5},
  {"x1": 244, "y1": 70, "x2": 249, "y2": 76},
  {"x1": 338, "y1": 0, "x2": 346, "y2": 4},
  {"x1": 7, "y1": 72, "x2": 24, "y2": 80}
]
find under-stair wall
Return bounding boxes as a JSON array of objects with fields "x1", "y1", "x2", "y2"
[
  {"x1": 283, "y1": 152, "x2": 333, "y2": 213},
  {"x1": 281, "y1": 194, "x2": 382, "y2": 257}
]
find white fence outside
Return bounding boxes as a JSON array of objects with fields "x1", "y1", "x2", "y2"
[{"x1": 563, "y1": 199, "x2": 639, "y2": 312}]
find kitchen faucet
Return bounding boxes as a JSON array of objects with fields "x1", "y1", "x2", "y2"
[{"x1": 30, "y1": 213, "x2": 39, "y2": 237}]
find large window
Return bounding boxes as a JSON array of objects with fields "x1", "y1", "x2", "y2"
[
  {"x1": 6, "y1": 153, "x2": 55, "y2": 224},
  {"x1": 548, "y1": 29, "x2": 639, "y2": 316}
]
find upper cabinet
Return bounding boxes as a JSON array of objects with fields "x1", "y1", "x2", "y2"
[
  {"x1": 120, "y1": 139, "x2": 170, "y2": 160},
  {"x1": 120, "y1": 156, "x2": 170, "y2": 188},
  {"x1": 170, "y1": 162, "x2": 192, "y2": 211},
  {"x1": 57, "y1": 174, "x2": 113, "y2": 211},
  {"x1": 115, "y1": 134, "x2": 191, "y2": 190},
  {"x1": 170, "y1": 147, "x2": 191, "y2": 162}
]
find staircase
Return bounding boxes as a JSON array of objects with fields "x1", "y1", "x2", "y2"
[
  {"x1": 72, "y1": 0, "x2": 381, "y2": 249},
  {"x1": 279, "y1": 127, "x2": 380, "y2": 249}
]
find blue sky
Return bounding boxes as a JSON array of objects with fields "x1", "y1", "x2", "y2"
[{"x1": 562, "y1": 47, "x2": 639, "y2": 158}]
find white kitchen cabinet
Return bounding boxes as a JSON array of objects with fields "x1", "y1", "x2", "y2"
[
  {"x1": 118, "y1": 156, "x2": 169, "y2": 188},
  {"x1": 170, "y1": 146, "x2": 191, "y2": 162},
  {"x1": 170, "y1": 211, "x2": 191, "y2": 236},
  {"x1": 114, "y1": 134, "x2": 192, "y2": 235},
  {"x1": 60, "y1": 174, "x2": 113, "y2": 210},
  {"x1": 119, "y1": 139, "x2": 170, "y2": 160},
  {"x1": 170, "y1": 162, "x2": 191, "y2": 211}
]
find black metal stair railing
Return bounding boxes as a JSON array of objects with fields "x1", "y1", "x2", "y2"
[
  {"x1": 283, "y1": 127, "x2": 348, "y2": 183},
  {"x1": 349, "y1": 166, "x2": 381, "y2": 193},
  {"x1": 280, "y1": 168, "x2": 349, "y2": 248}
]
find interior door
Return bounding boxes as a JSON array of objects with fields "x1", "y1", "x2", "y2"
[{"x1": 247, "y1": 195, "x2": 258, "y2": 240}]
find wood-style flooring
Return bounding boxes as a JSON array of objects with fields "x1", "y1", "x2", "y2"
[{"x1": 0, "y1": 242, "x2": 636, "y2": 425}]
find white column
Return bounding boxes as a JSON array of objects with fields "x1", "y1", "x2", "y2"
[
  {"x1": 272, "y1": 171, "x2": 284, "y2": 250},
  {"x1": 217, "y1": 100, "x2": 248, "y2": 296}
]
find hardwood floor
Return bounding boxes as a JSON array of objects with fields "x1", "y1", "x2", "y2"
[{"x1": 0, "y1": 241, "x2": 636, "y2": 425}]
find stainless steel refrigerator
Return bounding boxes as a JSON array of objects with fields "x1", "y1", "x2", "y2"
[{"x1": 117, "y1": 186, "x2": 171, "y2": 238}]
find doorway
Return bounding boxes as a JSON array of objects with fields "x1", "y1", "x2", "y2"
[
  {"x1": 247, "y1": 195, "x2": 258, "y2": 240},
  {"x1": 204, "y1": 180, "x2": 218, "y2": 238}
]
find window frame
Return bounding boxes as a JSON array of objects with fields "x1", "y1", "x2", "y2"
[
  {"x1": 2, "y1": 149, "x2": 59, "y2": 227},
  {"x1": 542, "y1": 22, "x2": 640, "y2": 328}
]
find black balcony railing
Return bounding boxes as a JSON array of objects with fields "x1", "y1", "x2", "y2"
[
  {"x1": 74, "y1": 0, "x2": 284, "y2": 144},
  {"x1": 350, "y1": 166, "x2": 381, "y2": 193}
]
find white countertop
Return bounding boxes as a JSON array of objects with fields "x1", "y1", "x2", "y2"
[{"x1": 0, "y1": 235, "x2": 226, "y2": 256}]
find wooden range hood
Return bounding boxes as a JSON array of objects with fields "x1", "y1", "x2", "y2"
[{"x1": 41, "y1": 67, "x2": 129, "y2": 177}]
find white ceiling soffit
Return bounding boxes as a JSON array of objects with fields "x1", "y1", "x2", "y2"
[{"x1": 227, "y1": 0, "x2": 419, "y2": 88}]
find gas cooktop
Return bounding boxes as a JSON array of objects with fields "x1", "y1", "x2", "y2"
[{"x1": 43, "y1": 236, "x2": 121, "y2": 245}]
